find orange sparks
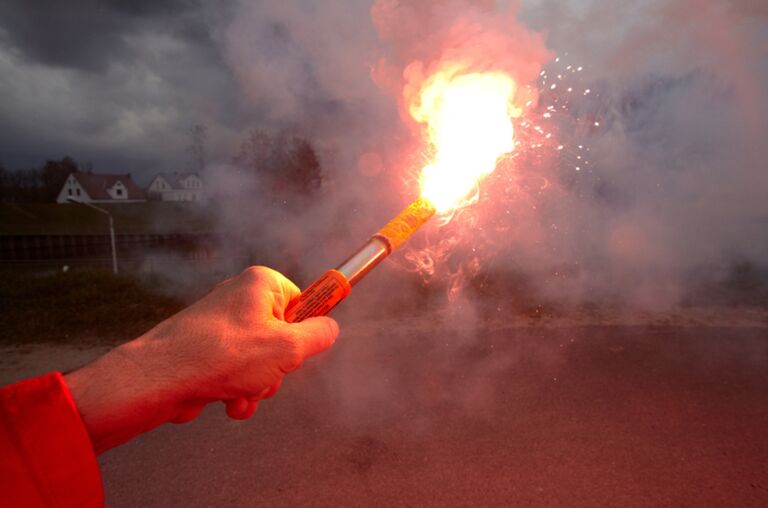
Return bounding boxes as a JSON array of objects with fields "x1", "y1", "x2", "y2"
[{"x1": 409, "y1": 65, "x2": 520, "y2": 212}]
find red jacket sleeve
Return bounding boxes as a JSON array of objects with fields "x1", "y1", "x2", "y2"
[{"x1": 0, "y1": 372, "x2": 104, "y2": 507}]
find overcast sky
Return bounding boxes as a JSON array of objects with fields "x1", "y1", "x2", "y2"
[{"x1": 0, "y1": 0, "x2": 248, "y2": 181}]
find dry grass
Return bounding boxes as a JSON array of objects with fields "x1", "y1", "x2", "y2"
[{"x1": 0, "y1": 271, "x2": 185, "y2": 344}]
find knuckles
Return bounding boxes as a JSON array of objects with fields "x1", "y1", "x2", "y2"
[{"x1": 241, "y1": 265, "x2": 277, "y2": 284}]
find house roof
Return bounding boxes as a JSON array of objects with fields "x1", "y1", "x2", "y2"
[
  {"x1": 153, "y1": 172, "x2": 201, "y2": 190},
  {"x1": 72, "y1": 171, "x2": 146, "y2": 200}
]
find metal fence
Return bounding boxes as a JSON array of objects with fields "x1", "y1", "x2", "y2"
[{"x1": 0, "y1": 233, "x2": 220, "y2": 273}]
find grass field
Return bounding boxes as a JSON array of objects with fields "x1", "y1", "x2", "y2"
[
  {"x1": 0, "y1": 271, "x2": 187, "y2": 344},
  {"x1": 0, "y1": 202, "x2": 215, "y2": 235}
]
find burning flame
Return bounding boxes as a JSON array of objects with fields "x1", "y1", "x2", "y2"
[{"x1": 410, "y1": 67, "x2": 520, "y2": 212}]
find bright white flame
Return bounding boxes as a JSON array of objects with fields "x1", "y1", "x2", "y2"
[{"x1": 410, "y1": 69, "x2": 518, "y2": 212}]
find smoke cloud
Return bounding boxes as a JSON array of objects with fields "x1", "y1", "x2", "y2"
[
  {"x1": 207, "y1": 0, "x2": 768, "y2": 316},
  {"x1": 512, "y1": 0, "x2": 768, "y2": 307}
]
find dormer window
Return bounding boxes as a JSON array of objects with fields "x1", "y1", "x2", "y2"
[{"x1": 116, "y1": 188, "x2": 123, "y2": 196}]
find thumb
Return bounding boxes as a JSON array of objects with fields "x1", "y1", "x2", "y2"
[{"x1": 289, "y1": 316, "x2": 340, "y2": 359}]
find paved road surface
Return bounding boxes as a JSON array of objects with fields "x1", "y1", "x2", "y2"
[{"x1": 2, "y1": 322, "x2": 767, "y2": 506}]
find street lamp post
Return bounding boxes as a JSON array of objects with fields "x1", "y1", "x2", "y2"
[{"x1": 67, "y1": 198, "x2": 118, "y2": 274}]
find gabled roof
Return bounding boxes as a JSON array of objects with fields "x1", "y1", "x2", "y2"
[
  {"x1": 71, "y1": 171, "x2": 146, "y2": 200},
  {"x1": 153, "y1": 172, "x2": 201, "y2": 190}
]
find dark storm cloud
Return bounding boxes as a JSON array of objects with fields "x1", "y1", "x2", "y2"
[
  {"x1": 0, "y1": 0, "x2": 245, "y2": 178},
  {"x1": 0, "y1": 0, "x2": 198, "y2": 72}
]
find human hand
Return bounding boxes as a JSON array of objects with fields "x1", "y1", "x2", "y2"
[{"x1": 65, "y1": 266, "x2": 339, "y2": 453}]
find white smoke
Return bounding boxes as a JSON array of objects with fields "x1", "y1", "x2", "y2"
[{"x1": 207, "y1": 0, "x2": 768, "y2": 310}]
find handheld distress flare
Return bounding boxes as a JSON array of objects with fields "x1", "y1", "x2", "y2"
[{"x1": 285, "y1": 197, "x2": 436, "y2": 322}]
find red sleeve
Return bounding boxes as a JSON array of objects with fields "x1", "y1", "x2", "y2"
[{"x1": 0, "y1": 372, "x2": 104, "y2": 507}]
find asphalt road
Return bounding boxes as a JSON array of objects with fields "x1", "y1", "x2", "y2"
[{"x1": 3, "y1": 322, "x2": 767, "y2": 506}]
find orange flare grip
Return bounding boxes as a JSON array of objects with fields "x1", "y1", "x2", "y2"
[
  {"x1": 285, "y1": 269, "x2": 352, "y2": 323},
  {"x1": 374, "y1": 197, "x2": 436, "y2": 252}
]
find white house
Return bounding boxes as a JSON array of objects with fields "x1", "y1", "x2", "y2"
[
  {"x1": 147, "y1": 173, "x2": 205, "y2": 202},
  {"x1": 56, "y1": 172, "x2": 146, "y2": 204}
]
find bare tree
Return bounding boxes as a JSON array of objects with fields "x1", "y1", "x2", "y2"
[{"x1": 233, "y1": 128, "x2": 323, "y2": 204}]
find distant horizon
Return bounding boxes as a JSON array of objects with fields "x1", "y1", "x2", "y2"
[{"x1": 0, "y1": 153, "x2": 221, "y2": 187}]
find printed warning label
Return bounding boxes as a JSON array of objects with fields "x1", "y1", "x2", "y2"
[{"x1": 285, "y1": 270, "x2": 352, "y2": 323}]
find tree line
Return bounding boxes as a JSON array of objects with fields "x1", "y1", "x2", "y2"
[
  {"x1": 0, "y1": 127, "x2": 325, "y2": 205},
  {"x1": 0, "y1": 157, "x2": 80, "y2": 204}
]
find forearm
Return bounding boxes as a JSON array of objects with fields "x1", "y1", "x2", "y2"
[{"x1": 64, "y1": 338, "x2": 180, "y2": 454}]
